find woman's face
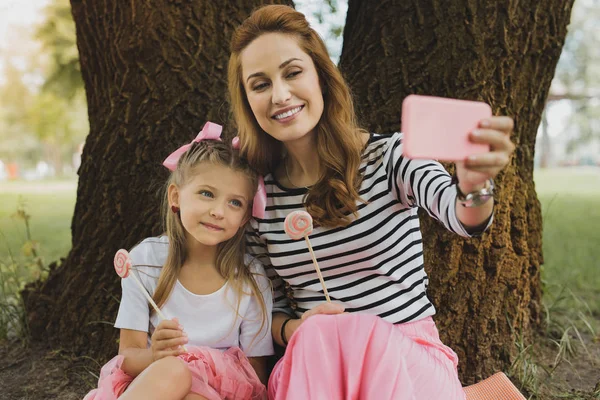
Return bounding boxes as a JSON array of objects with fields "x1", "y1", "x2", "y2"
[{"x1": 240, "y1": 32, "x2": 324, "y2": 145}]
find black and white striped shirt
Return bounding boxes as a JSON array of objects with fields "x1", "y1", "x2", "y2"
[{"x1": 246, "y1": 133, "x2": 491, "y2": 324}]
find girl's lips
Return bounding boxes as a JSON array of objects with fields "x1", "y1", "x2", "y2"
[{"x1": 201, "y1": 223, "x2": 223, "y2": 231}]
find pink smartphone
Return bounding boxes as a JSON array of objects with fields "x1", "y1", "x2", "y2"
[{"x1": 401, "y1": 95, "x2": 492, "y2": 161}]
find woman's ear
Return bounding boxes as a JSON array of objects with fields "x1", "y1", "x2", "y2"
[{"x1": 168, "y1": 183, "x2": 180, "y2": 209}]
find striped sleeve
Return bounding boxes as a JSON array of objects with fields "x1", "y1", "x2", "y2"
[
  {"x1": 246, "y1": 222, "x2": 295, "y2": 317},
  {"x1": 389, "y1": 133, "x2": 493, "y2": 238}
]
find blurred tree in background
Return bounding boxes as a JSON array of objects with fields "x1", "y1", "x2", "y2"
[
  {"x1": 0, "y1": 60, "x2": 39, "y2": 164},
  {"x1": 551, "y1": 0, "x2": 600, "y2": 154},
  {"x1": 0, "y1": 0, "x2": 87, "y2": 177},
  {"x1": 36, "y1": 0, "x2": 84, "y2": 100}
]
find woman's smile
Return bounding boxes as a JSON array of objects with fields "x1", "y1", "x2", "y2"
[{"x1": 272, "y1": 105, "x2": 304, "y2": 123}]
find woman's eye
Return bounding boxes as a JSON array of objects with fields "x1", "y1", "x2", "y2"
[
  {"x1": 199, "y1": 190, "x2": 214, "y2": 198},
  {"x1": 252, "y1": 82, "x2": 269, "y2": 91},
  {"x1": 287, "y1": 70, "x2": 301, "y2": 78}
]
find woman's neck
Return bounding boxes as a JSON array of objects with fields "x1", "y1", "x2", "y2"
[{"x1": 283, "y1": 133, "x2": 322, "y2": 188}]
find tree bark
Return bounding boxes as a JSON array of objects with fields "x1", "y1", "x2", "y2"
[
  {"x1": 339, "y1": 0, "x2": 574, "y2": 383},
  {"x1": 23, "y1": 0, "x2": 292, "y2": 361}
]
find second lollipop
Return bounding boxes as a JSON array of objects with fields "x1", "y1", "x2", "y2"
[{"x1": 284, "y1": 211, "x2": 331, "y2": 303}]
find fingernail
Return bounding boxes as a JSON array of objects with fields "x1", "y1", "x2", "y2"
[
  {"x1": 178, "y1": 325, "x2": 184, "y2": 330},
  {"x1": 183, "y1": 331, "x2": 188, "y2": 337},
  {"x1": 480, "y1": 120, "x2": 490, "y2": 128},
  {"x1": 468, "y1": 156, "x2": 477, "y2": 162},
  {"x1": 472, "y1": 130, "x2": 481, "y2": 137}
]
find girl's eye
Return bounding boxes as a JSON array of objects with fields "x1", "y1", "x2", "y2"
[
  {"x1": 199, "y1": 190, "x2": 214, "y2": 198},
  {"x1": 230, "y1": 199, "x2": 243, "y2": 208},
  {"x1": 287, "y1": 70, "x2": 301, "y2": 79}
]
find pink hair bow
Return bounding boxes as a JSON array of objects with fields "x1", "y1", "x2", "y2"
[
  {"x1": 232, "y1": 136, "x2": 267, "y2": 219},
  {"x1": 162, "y1": 128, "x2": 267, "y2": 219},
  {"x1": 253, "y1": 176, "x2": 267, "y2": 219},
  {"x1": 162, "y1": 121, "x2": 223, "y2": 171}
]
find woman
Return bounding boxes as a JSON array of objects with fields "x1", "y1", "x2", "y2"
[{"x1": 228, "y1": 5, "x2": 515, "y2": 399}]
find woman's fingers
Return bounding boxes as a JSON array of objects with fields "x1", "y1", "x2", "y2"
[
  {"x1": 470, "y1": 129, "x2": 514, "y2": 152},
  {"x1": 466, "y1": 151, "x2": 510, "y2": 169},
  {"x1": 456, "y1": 116, "x2": 515, "y2": 187},
  {"x1": 301, "y1": 302, "x2": 345, "y2": 320},
  {"x1": 480, "y1": 116, "x2": 514, "y2": 133}
]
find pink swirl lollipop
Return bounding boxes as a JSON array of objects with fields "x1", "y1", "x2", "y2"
[
  {"x1": 284, "y1": 210, "x2": 313, "y2": 240},
  {"x1": 112, "y1": 249, "x2": 187, "y2": 352},
  {"x1": 283, "y1": 211, "x2": 331, "y2": 302},
  {"x1": 114, "y1": 249, "x2": 132, "y2": 278}
]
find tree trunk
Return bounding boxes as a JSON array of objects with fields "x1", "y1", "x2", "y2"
[
  {"x1": 339, "y1": 0, "x2": 573, "y2": 383},
  {"x1": 23, "y1": 0, "x2": 292, "y2": 362}
]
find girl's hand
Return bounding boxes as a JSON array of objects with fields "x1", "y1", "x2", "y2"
[
  {"x1": 150, "y1": 318, "x2": 188, "y2": 361},
  {"x1": 455, "y1": 116, "x2": 515, "y2": 193}
]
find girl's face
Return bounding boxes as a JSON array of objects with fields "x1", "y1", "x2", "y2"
[
  {"x1": 241, "y1": 32, "x2": 324, "y2": 145},
  {"x1": 169, "y1": 163, "x2": 253, "y2": 248}
]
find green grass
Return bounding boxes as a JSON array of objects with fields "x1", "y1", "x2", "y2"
[
  {"x1": 0, "y1": 181, "x2": 76, "y2": 265},
  {"x1": 534, "y1": 168, "x2": 600, "y2": 332}
]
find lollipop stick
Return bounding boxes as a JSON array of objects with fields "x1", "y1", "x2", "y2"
[
  {"x1": 304, "y1": 236, "x2": 331, "y2": 303},
  {"x1": 129, "y1": 270, "x2": 188, "y2": 352},
  {"x1": 129, "y1": 271, "x2": 168, "y2": 320}
]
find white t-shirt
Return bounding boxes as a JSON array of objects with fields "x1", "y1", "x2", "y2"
[{"x1": 114, "y1": 236, "x2": 274, "y2": 358}]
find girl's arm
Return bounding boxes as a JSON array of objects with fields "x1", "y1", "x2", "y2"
[
  {"x1": 119, "y1": 319, "x2": 188, "y2": 377},
  {"x1": 119, "y1": 329, "x2": 153, "y2": 377},
  {"x1": 247, "y1": 356, "x2": 268, "y2": 385}
]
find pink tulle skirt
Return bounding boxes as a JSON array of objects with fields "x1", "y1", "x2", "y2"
[
  {"x1": 84, "y1": 346, "x2": 266, "y2": 400},
  {"x1": 268, "y1": 313, "x2": 466, "y2": 400}
]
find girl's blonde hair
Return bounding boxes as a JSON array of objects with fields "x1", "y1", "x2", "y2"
[
  {"x1": 228, "y1": 4, "x2": 367, "y2": 228},
  {"x1": 153, "y1": 140, "x2": 267, "y2": 341}
]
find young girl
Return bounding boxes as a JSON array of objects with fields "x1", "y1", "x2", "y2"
[
  {"x1": 85, "y1": 122, "x2": 273, "y2": 400},
  {"x1": 228, "y1": 5, "x2": 515, "y2": 400}
]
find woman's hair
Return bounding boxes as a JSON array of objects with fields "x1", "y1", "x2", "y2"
[
  {"x1": 228, "y1": 4, "x2": 367, "y2": 228},
  {"x1": 152, "y1": 140, "x2": 267, "y2": 342}
]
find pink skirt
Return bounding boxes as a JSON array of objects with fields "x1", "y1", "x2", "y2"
[
  {"x1": 268, "y1": 313, "x2": 466, "y2": 400},
  {"x1": 84, "y1": 346, "x2": 267, "y2": 400}
]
